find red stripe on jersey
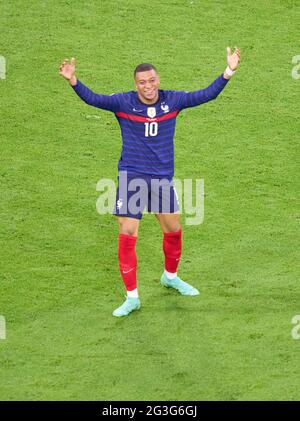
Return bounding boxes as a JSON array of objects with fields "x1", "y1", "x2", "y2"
[
  {"x1": 115, "y1": 111, "x2": 179, "y2": 122},
  {"x1": 156, "y1": 111, "x2": 179, "y2": 122}
]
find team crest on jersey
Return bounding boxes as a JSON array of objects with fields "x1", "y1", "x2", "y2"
[
  {"x1": 147, "y1": 107, "x2": 156, "y2": 118},
  {"x1": 161, "y1": 102, "x2": 169, "y2": 113}
]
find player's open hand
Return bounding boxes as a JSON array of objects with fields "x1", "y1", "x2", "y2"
[
  {"x1": 59, "y1": 57, "x2": 76, "y2": 81},
  {"x1": 226, "y1": 47, "x2": 240, "y2": 71}
]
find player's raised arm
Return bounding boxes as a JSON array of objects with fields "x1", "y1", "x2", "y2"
[
  {"x1": 59, "y1": 57, "x2": 121, "y2": 112},
  {"x1": 177, "y1": 47, "x2": 241, "y2": 110}
]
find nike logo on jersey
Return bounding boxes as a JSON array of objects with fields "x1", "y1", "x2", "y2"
[
  {"x1": 133, "y1": 108, "x2": 143, "y2": 112},
  {"x1": 122, "y1": 268, "x2": 134, "y2": 274}
]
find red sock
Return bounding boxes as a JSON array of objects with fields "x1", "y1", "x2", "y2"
[
  {"x1": 118, "y1": 233, "x2": 138, "y2": 292},
  {"x1": 163, "y1": 228, "x2": 182, "y2": 273}
]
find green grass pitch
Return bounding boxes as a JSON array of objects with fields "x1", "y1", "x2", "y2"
[{"x1": 0, "y1": 0, "x2": 299, "y2": 400}]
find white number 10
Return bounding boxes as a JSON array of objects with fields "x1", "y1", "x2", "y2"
[{"x1": 144, "y1": 122, "x2": 158, "y2": 137}]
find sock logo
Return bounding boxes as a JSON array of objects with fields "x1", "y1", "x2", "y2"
[{"x1": 122, "y1": 268, "x2": 134, "y2": 274}]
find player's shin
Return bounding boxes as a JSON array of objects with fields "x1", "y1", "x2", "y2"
[
  {"x1": 118, "y1": 233, "x2": 138, "y2": 297},
  {"x1": 163, "y1": 228, "x2": 182, "y2": 278}
]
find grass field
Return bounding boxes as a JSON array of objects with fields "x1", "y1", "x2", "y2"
[{"x1": 0, "y1": 0, "x2": 299, "y2": 400}]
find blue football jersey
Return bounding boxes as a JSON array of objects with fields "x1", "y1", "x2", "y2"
[{"x1": 72, "y1": 74, "x2": 229, "y2": 177}]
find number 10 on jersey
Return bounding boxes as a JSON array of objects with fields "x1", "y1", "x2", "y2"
[{"x1": 144, "y1": 122, "x2": 158, "y2": 137}]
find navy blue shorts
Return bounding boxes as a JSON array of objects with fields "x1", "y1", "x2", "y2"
[{"x1": 113, "y1": 172, "x2": 180, "y2": 220}]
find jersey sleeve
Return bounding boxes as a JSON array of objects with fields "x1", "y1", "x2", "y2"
[
  {"x1": 71, "y1": 79, "x2": 122, "y2": 112},
  {"x1": 175, "y1": 73, "x2": 229, "y2": 111}
]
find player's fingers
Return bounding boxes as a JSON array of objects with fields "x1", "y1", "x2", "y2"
[
  {"x1": 227, "y1": 47, "x2": 231, "y2": 56},
  {"x1": 70, "y1": 57, "x2": 76, "y2": 66}
]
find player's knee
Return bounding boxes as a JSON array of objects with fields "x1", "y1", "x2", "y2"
[
  {"x1": 163, "y1": 222, "x2": 181, "y2": 233},
  {"x1": 118, "y1": 218, "x2": 139, "y2": 236},
  {"x1": 166, "y1": 225, "x2": 180, "y2": 233}
]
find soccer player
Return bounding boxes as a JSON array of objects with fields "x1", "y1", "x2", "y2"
[{"x1": 59, "y1": 47, "x2": 240, "y2": 317}]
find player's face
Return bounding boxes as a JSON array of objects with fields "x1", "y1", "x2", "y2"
[{"x1": 135, "y1": 70, "x2": 160, "y2": 104}]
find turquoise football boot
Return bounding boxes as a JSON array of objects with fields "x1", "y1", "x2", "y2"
[
  {"x1": 113, "y1": 297, "x2": 141, "y2": 317},
  {"x1": 160, "y1": 273, "x2": 200, "y2": 296}
]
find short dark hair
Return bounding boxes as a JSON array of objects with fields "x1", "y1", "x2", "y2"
[{"x1": 134, "y1": 63, "x2": 157, "y2": 78}]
